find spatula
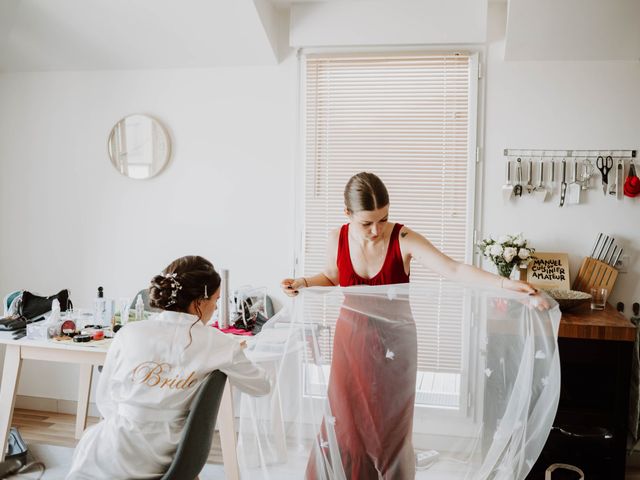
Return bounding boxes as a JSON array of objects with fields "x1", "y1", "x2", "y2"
[
  {"x1": 533, "y1": 160, "x2": 549, "y2": 202},
  {"x1": 526, "y1": 160, "x2": 534, "y2": 194},
  {"x1": 502, "y1": 161, "x2": 514, "y2": 203},
  {"x1": 567, "y1": 160, "x2": 581, "y2": 205}
]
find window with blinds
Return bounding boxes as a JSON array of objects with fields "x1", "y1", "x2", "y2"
[{"x1": 300, "y1": 52, "x2": 476, "y2": 377}]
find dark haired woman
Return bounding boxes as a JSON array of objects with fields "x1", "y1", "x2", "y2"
[
  {"x1": 67, "y1": 255, "x2": 271, "y2": 480},
  {"x1": 281, "y1": 173, "x2": 540, "y2": 479}
]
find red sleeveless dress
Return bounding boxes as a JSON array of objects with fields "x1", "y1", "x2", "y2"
[
  {"x1": 337, "y1": 223, "x2": 410, "y2": 287},
  {"x1": 306, "y1": 224, "x2": 417, "y2": 479}
]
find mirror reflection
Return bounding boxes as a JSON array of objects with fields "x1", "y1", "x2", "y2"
[{"x1": 107, "y1": 114, "x2": 171, "y2": 179}]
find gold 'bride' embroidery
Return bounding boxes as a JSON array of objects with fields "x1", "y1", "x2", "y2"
[{"x1": 131, "y1": 361, "x2": 198, "y2": 389}]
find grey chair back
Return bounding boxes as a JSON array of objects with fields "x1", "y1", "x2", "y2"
[
  {"x1": 160, "y1": 370, "x2": 228, "y2": 480},
  {"x1": 130, "y1": 289, "x2": 162, "y2": 312}
]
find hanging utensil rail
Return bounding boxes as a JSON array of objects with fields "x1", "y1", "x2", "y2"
[{"x1": 503, "y1": 149, "x2": 636, "y2": 159}]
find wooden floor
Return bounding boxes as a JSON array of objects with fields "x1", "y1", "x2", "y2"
[
  {"x1": 15, "y1": 408, "x2": 640, "y2": 478},
  {"x1": 11, "y1": 408, "x2": 224, "y2": 464}
]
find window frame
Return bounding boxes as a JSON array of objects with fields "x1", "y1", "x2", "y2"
[{"x1": 292, "y1": 48, "x2": 485, "y2": 429}]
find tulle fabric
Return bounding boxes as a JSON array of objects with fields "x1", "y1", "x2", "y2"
[{"x1": 236, "y1": 283, "x2": 561, "y2": 480}]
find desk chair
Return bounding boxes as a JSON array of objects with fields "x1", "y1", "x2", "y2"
[
  {"x1": 3, "y1": 291, "x2": 22, "y2": 316},
  {"x1": 160, "y1": 370, "x2": 228, "y2": 480}
]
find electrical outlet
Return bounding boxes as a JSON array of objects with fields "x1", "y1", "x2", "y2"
[{"x1": 615, "y1": 254, "x2": 630, "y2": 273}]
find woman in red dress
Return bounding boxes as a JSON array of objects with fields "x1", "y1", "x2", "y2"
[{"x1": 282, "y1": 172, "x2": 538, "y2": 479}]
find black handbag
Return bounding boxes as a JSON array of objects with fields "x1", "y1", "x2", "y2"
[
  {"x1": 21, "y1": 289, "x2": 71, "y2": 319},
  {"x1": 0, "y1": 289, "x2": 72, "y2": 331}
]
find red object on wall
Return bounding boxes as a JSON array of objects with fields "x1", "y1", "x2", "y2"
[{"x1": 624, "y1": 162, "x2": 640, "y2": 197}]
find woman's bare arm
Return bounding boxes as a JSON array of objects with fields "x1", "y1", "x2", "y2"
[
  {"x1": 281, "y1": 230, "x2": 339, "y2": 296},
  {"x1": 399, "y1": 227, "x2": 536, "y2": 294}
]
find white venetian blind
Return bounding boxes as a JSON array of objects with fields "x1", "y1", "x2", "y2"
[{"x1": 301, "y1": 52, "x2": 474, "y2": 374}]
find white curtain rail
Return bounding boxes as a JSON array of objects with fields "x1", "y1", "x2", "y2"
[{"x1": 503, "y1": 149, "x2": 637, "y2": 158}]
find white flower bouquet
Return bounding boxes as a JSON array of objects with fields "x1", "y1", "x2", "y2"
[{"x1": 477, "y1": 233, "x2": 535, "y2": 278}]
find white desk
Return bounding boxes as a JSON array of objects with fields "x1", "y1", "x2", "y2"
[{"x1": 0, "y1": 333, "x2": 240, "y2": 480}]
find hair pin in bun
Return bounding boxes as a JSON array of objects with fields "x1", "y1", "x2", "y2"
[{"x1": 163, "y1": 272, "x2": 182, "y2": 306}]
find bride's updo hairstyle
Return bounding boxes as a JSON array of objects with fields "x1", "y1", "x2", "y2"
[{"x1": 149, "y1": 255, "x2": 221, "y2": 313}]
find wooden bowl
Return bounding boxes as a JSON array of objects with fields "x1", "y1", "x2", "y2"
[{"x1": 545, "y1": 289, "x2": 592, "y2": 312}]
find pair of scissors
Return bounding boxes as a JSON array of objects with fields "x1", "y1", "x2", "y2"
[{"x1": 596, "y1": 155, "x2": 613, "y2": 196}]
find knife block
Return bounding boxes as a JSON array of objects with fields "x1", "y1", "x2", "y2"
[{"x1": 572, "y1": 257, "x2": 618, "y2": 294}]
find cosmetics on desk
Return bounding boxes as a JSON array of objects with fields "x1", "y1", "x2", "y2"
[
  {"x1": 93, "y1": 286, "x2": 115, "y2": 327},
  {"x1": 26, "y1": 299, "x2": 64, "y2": 340},
  {"x1": 56, "y1": 324, "x2": 110, "y2": 343},
  {"x1": 135, "y1": 294, "x2": 144, "y2": 322},
  {"x1": 24, "y1": 288, "x2": 152, "y2": 344},
  {"x1": 118, "y1": 297, "x2": 130, "y2": 326},
  {"x1": 94, "y1": 286, "x2": 105, "y2": 324},
  {"x1": 61, "y1": 320, "x2": 76, "y2": 335}
]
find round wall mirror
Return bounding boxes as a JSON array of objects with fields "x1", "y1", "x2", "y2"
[{"x1": 107, "y1": 114, "x2": 171, "y2": 179}]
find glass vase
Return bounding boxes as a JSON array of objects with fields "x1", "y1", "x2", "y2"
[{"x1": 496, "y1": 263, "x2": 515, "y2": 278}]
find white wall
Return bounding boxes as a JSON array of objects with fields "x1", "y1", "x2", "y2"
[
  {"x1": 0, "y1": 58, "x2": 297, "y2": 400},
  {"x1": 290, "y1": 0, "x2": 487, "y2": 47},
  {"x1": 504, "y1": 0, "x2": 640, "y2": 61},
  {"x1": 482, "y1": 3, "x2": 640, "y2": 309}
]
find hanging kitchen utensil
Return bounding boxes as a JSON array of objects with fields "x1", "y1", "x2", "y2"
[
  {"x1": 609, "y1": 158, "x2": 622, "y2": 197},
  {"x1": 526, "y1": 159, "x2": 534, "y2": 194},
  {"x1": 533, "y1": 160, "x2": 549, "y2": 202},
  {"x1": 580, "y1": 158, "x2": 595, "y2": 190},
  {"x1": 567, "y1": 160, "x2": 581, "y2": 205},
  {"x1": 597, "y1": 155, "x2": 613, "y2": 196},
  {"x1": 615, "y1": 158, "x2": 624, "y2": 199},
  {"x1": 624, "y1": 160, "x2": 640, "y2": 197},
  {"x1": 559, "y1": 158, "x2": 567, "y2": 207},
  {"x1": 502, "y1": 161, "x2": 514, "y2": 203},
  {"x1": 548, "y1": 159, "x2": 556, "y2": 198},
  {"x1": 513, "y1": 158, "x2": 523, "y2": 197}
]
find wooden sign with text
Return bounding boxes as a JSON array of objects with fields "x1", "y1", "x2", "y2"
[{"x1": 527, "y1": 252, "x2": 571, "y2": 290}]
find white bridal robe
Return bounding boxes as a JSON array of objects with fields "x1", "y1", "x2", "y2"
[{"x1": 66, "y1": 311, "x2": 271, "y2": 479}]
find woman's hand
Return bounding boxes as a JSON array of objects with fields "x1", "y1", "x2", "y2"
[
  {"x1": 503, "y1": 279, "x2": 551, "y2": 310},
  {"x1": 281, "y1": 278, "x2": 307, "y2": 297},
  {"x1": 503, "y1": 279, "x2": 537, "y2": 295}
]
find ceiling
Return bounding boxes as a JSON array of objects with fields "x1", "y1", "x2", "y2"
[
  {"x1": 0, "y1": 0, "x2": 421, "y2": 72},
  {"x1": 1, "y1": 0, "x2": 637, "y2": 72},
  {"x1": 0, "y1": 0, "x2": 284, "y2": 71}
]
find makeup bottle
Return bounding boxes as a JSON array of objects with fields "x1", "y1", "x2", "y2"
[
  {"x1": 118, "y1": 297, "x2": 130, "y2": 326},
  {"x1": 94, "y1": 287, "x2": 105, "y2": 326},
  {"x1": 135, "y1": 294, "x2": 144, "y2": 322}
]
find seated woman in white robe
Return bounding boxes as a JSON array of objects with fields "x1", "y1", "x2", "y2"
[{"x1": 67, "y1": 255, "x2": 271, "y2": 480}]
